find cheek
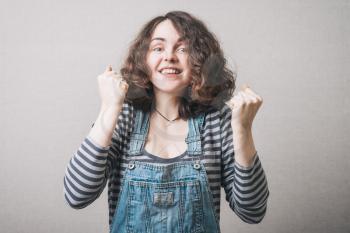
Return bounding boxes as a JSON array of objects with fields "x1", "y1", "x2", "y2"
[
  {"x1": 147, "y1": 54, "x2": 161, "y2": 68},
  {"x1": 180, "y1": 56, "x2": 190, "y2": 69}
]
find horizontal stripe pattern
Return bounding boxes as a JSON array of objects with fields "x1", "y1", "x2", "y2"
[{"x1": 63, "y1": 100, "x2": 270, "y2": 228}]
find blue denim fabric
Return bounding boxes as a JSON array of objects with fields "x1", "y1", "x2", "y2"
[{"x1": 110, "y1": 109, "x2": 220, "y2": 233}]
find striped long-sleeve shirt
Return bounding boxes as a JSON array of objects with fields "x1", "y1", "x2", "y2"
[{"x1": 63, "y1": 101, "x2": 270, "y2": 228}]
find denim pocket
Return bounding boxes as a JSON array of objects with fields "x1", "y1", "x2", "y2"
[
  {"x1": 125, "y1": 180, "x2": 203, "y2": 233},
  {"x1": 181, "y1": 180, "x2": 204, "y2": 233},
  {"x1": 201, "y1": 172, "x2": 221, "y2": 232},
  {"x1": 177, "y1": 180, "x2": 203, "y2": 233},
  {"x1": 110, "y1": 173, "x2": 130, "y2": 233},
  {"x1": 126, "y1": 181, "x2": 151, "y2": 232}
]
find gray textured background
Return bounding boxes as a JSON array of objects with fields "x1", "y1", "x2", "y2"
[{"x1": 1, "y1": 0, "x2": 349, "y2": 232}]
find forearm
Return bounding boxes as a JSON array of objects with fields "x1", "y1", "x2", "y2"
[
  {"x1": 63, "y1": 136, "x2": 110, "y2": 209},
  {"x1": 232, "y1": 124, "x2": 257, "y2": 168},
  {"x1": 222, "y1": 145, "x2": 269, "y2": 224},
  {"x1": 231, "y1": 156, "x2": 269, "y2": 224},
  {"x1": 88, "y1": 104, "x2": 123, "y2": 148},
  {"x1": 64, "y1": 104, "x2": 123, "y2": 208},
  {"x1": 221, "y1": 105, "x2": 269, "y2": 223}
]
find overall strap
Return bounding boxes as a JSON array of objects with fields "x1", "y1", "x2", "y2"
[
  {"x1": 185, "y1": 112, "x2": 205, "y2": 156},
  {"x1": 127, "y1": 109, "x2": 150, "y2": 156},
  {"x1": 127, "y1": 108, "x2": 205, "y2": 157}
]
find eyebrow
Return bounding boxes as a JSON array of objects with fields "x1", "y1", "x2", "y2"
[{"x1": 150, "y1": 37, "x2": 186, "y2": 43}]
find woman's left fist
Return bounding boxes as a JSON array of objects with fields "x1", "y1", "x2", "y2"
[{"x1": 225, "y1": 84, "x2": 263, "y2": 130}]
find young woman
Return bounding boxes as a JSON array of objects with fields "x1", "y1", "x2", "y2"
[{"x1": 63, "y1": 11, "x2": 269, "y2": 233}]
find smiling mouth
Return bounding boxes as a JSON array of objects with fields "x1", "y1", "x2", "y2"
[
  {"x1": 159, "y1": 72, "x2": 182, "y2": 77},
  {"x1": 158, "y1": 68, "x2": 183, "y2": 75}
]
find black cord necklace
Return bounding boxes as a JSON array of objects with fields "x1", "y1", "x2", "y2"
[{"x1": 152, "y1": 104, "x2": 180, "y2": 126}]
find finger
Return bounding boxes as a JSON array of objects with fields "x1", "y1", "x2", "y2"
[
  {"x1": 120, "y1": 80, "x2": 129, "y2": 91},
  {"x1": 238, "y1": 91, "x2": 247, "y2": 103},
  {"x1": 227, "y1": 92, "x2": 243, "y2": 108},
  {"x1": 240, "y1": 91, "x2": 256, "y2": 103},
  {"x1": 244, "y1": 87, "x2": 257, "y2": 97},
  {"x1": 235, "y1": 92, "x2": 245, "y2": 105},
  {"x1": 226, "y1": 92, "x2": 240, "y2": 107},
  {"x1": 226, "y1": 97, "x2": 235, "y2": 108},
  {"x1": 113, "y1": 77, "x2": 121, "y2": 87},
  {"x1": 104, "y1": 66, "x2": 115, "y2": 78},
  {"x1": 113, "y1": 72, "x2": 124, "y2": 81},
  {"x1": 240, "y1": 84, "x2": 250, "y2": 92},
  {"x1": 105, "y1": 64, "x2": 113, "y2": 72},
  {"x1": 241, "y1": 91, "x2": 262, "y2": 109},
  {"x1": 245, "y1": 90, "x2": 262, "y2": 103},
  {"x1": 244, "y1": 87, "x2": 262, "y2": 101},
  {"x1": 106, "y1": 69, "x2": 121, "y2": 79},
  {"x1": 228, "y1": 92, "x2": 245, "y2": 110},
  {"x1": 113, "y1": 74, "x2": 128, "y2": 89}
]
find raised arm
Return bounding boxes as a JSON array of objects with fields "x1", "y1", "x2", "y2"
[
  {"x1": 221, "y1": 90, "x2": 270, "y2": 223},
  {"x1": 63, "y1": 134, "x2": 112, "y2": 208},
  {"x1": 63, "y1": 65, "x2": 129, "y2": 208}
]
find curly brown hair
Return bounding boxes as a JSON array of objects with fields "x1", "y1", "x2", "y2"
[{"x1": 120, "y1": 11, "x2": 236, "y2": 119}]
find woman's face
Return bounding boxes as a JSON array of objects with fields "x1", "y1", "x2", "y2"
[{"x1": 146, "y1": 19, "x2": 192, "y2": 96}]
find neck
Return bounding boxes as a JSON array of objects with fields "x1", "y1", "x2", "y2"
[{"x1": 152, "y1": 91, "x2": 181, "y2": 120}]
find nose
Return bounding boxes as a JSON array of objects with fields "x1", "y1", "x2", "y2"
[{"x1": 164, "y1": 49, "x2": 178, "y2": 63}]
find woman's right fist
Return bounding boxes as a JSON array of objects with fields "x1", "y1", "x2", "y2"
[{"x1": 97, "y1": 65, "x2": 129, "y2": 109}]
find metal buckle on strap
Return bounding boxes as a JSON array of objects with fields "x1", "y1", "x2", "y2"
[
  {"x1": 128, "y1": 161, "x2": 135, "y2": 170},
  {"x1": 193, "y1": 160, "x2": 201, "y2": 170}
]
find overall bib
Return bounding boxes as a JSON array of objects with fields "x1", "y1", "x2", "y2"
[{"x1": 110, "y1": 109, "x2": 221, "y2": 233}]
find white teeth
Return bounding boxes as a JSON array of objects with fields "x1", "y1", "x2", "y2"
[{"x1": 160, "y1": 68, "x2": 181, "y2": 74}]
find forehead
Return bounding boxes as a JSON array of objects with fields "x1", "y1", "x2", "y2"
[{"x1": 150, "y1": 19, "x2": 185, "y2": 43}]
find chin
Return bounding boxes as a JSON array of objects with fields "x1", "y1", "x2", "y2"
[{"x1": 153, "y1": 85, "x2": 188, "y2": 96}]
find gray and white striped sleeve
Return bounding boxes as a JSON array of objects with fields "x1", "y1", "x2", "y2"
[
  {"x1": 63, "y1": 134, "x2": 111, "y2": 209},
  {"x1": 220, "y1": 104, "x2": 270, "y2": 224},
  {"x1": 63, "y1": 101, "x2": 130, "y2": 209}
]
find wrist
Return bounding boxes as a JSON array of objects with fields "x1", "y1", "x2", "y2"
[
  {"x1": 100, "y1": 102, "x2": 123, "y2": 113},
  {"x1": 231, "y1": 123, "x2": 252, "y2": 135}
]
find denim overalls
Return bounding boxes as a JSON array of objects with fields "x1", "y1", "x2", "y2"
[{"x1": 110, "y1": 108, "x2": 221, "y2": 233}]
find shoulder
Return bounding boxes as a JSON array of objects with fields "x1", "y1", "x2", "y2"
[
  {"x1": 203, "y1": 104, "x2": 232, "y2": 123},
  {"x1": 220, "y1": 103, "x2": 232, "y2": 119},
  {"x1": 115, "y1": 99, "x2": 135, "y2": 135},
  {"x1": 200, "y1": 104, "x2": 232, "y2": 136},
  {"x1": 121, "y1": 99, "x2": 134, "y2": 116}
]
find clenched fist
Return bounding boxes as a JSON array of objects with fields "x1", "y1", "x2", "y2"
[
  {"x1": 225, "y1": 84, "x2": 263, "y2": 130},
  {"x1": 97, "y1": 65, "x2": 129, "y2": 109}
]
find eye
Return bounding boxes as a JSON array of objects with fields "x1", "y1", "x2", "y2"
[
  {"x1": 152, "y1": 47, "x2": 163, "y2": 52},
  {"x1": 177, "y1": 47, "x2": 187, "y2": 53}
]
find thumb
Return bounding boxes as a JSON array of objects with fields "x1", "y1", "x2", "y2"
[
  {"x1": 240, "y1": 83, "x2": 250, "y2": 92},
  {"x1": 121, "y1": 80, "x2": 129, "y2": 92},
  {"x1": 105, "y1": 64, "x2": 113, "y2": 72}
]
